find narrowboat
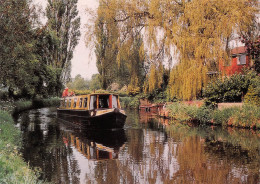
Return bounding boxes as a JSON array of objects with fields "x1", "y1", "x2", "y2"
[{"x1": 57, "y1": 93, "x2": 127, "y2": 129}]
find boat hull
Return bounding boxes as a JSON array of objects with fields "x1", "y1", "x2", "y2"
[{"x1": 57, "y1": 108, "x2": 126, "y2": 129}]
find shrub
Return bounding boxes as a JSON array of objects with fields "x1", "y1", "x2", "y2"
[
  {"x1": 168, "y1": 103, "x2": 198, "y2": 122},
  {"x1": 13, "y1": 100, "x2": 33, "y2": 113},
  {"x1": 212, "y1": 107, "x2": 239, "y2": 126},
  {"x1": 33, "y1": 97, "x2": 60, "y2": 108},
  {"x1": 229, "y1": 104, "x2": 260, "y2": 129},
  {"x1": 0, "y1": 90, "x2": 8, "y2": 100},
  {"x1": 244, "y1": 76, "x2": 260, "y2": 106},
  {"x1": 194, "y1": 106, "x2": 213, "y2": 123},
  {"x1": 203, "y1": 71, "x2": 259, "y2": 105},
  {"x1": 120, "y1": 96, "x2": 140, "y2": 109},
  {"x1": 167, "y1": 102, "x2": 260, "y2": 129}
]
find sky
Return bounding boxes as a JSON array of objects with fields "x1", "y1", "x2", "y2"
[{"x1": 33, "y1": 0, "x2": 99, "y2": 80}]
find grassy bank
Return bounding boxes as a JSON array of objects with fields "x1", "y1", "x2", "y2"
[
  {"x1": 167, "y1": 103, "x2": 260, "y2": 129},
  {"x1": 0, "y1": 97, "x2": 60, "y2": 183},
  {"x1": 0, "y1": 111, "x2": 44, "y2": 183},
  {"x1": 0, "y1": 97, "x2": 60, "y2": 114}
]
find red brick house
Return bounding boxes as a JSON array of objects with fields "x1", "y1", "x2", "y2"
[{"x1": 219, "y1": 46, "x2": 251, "y2": 76}]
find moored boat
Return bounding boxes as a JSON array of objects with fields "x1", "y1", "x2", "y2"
[{"x1": 57, "y1": 93, "x2": 127, "y2": 129}]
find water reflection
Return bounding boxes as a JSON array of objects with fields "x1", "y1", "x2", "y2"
[
  {"x1": 15, "y1": 108, "x2": 259, "y2": 184},
  {"x1": 60, "y1": 121, "x2": 126, "y2": 160}
]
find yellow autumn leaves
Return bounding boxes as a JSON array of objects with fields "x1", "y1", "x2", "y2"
[{"x1": 86, "y1": 0, "x2": 258, "y2": 100}]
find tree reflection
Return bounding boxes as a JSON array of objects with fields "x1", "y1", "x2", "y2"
[{"x1": 16, "y1": 108, "x2": 259, "y2": 184}]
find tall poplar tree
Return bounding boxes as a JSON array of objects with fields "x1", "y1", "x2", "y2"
[{"x1": 46, "y1": 0, "x2": 81, "y2": 83}]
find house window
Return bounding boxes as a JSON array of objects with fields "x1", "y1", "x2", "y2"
[
  {"x1": 65, "y1": 99, "x2": 67, "y2": 107},
  {"x1": 237, "y1": 54, "x2": 246, "y2": 65}
]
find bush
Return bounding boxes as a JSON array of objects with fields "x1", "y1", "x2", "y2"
[
  {"x1": 168, "y1": 103, "x2": 199, "y2": 122},
  {"x1": 120, "y1": 96, "x2": 140, "y2": 109},
  {"x1": 0, "y1": 90, "x2": 8, "y2": 100},
  {"x1": 33, "y1": 97, "x2": 60, "y2": 108},
  {"x1": 244, "y1": 77, "x2": 260, "y2": 106},
  {"x1": 203, "y1": 71, "x2": 259, "y2": 105},
  {"x1": 229, "y1": 104, "x2": 260, "y2": 129},
  {"x1": 13, "y1": 100, "x2": 33, "y2": 113},
  {"x1": 212, "y1": 107, "x2": 239, "y2": 126}
]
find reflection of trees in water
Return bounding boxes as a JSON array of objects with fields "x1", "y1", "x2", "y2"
[
  {"x1": 86, "y1": 128, "x2": 179, "y2": 183},
  {"x1": 18, "y1": 109, "x2": 81, "y2": 184},
  {"x1": 17, "y1": 109, "x2": 260, "y2": 183},
  {"x1": 166, "y1": 123, "x2": 260, "y2": 183},
  {"x1": 87, "y1": 122, "x2": 259, "y2": 183}
]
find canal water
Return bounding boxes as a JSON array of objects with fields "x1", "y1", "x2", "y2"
[{"x1": 14, "y1": 107, "x2": 259, "y2": 184}]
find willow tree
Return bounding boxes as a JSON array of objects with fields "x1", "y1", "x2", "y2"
[
  {"x1": 94, "y1": 1, "x2": 119, "y2": 89},
  {"x1": 46, "y1": 0, "x2": 81, "y2": 83},
  {"x1": 86, "y1": 0, "x2": 257, "y2": 99},
  {"x1": 165, "y1": 0, "x2": 258, "y2": 100},
  {"x1": 88, "y1": 0, "x2": 146, "y2": 90}
]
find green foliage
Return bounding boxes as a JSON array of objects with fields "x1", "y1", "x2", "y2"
[
  {"x1": 0, "y1": 0, "x2": 66, "y2": 99},
  {"x1": 0, "y1": 0, "x2": 39, "y2": 98},
  {"x1": 67, "y1": 74, "x2": 89, "y2": 90},
  {"x1": 11, "y1": 98, "x2": 59, "y2": 114},
  {"x1": 203, "y1": 71, "x2": 259, "y2": 105},
  {"x1": 32, "y1": 97, "x2": 60, "y2": 109},
  {"x1": 244, "y1": 76, "x2": 260, "y2": 106},
  {"x1": 0, "y1": 91, "x2": 8, "y2": 101},
  {"x1": 167, "y1": 103, "x2": 198, "y2": 122},
  {"x1": 230, "y1": 104, "x2": 260, "y2": 129},
  {"x1": 120, "y1": 96, "x2": 140, "y2": 109},
  {"x1": 167, "y1": 102, "x2": 260, "y2": 129},
  {"x1": 13, "y1": 100, "x2": 33, "y2": 114},
  {"x1": 212, "y1": 107, "x2": 239, "y2": 126},
  {"x1": 0, "y1": 111, "x2": 44, "y2": 184},
  {"x1": 89, "y1": 74, "x2": 102, "y2": 91},
  {"x1": 46, "y1": 0, "x2": 81, "y2": 83},
  {"x1": 87, "y1": 0, "x2": 257, "y2": 100},
  {"x1": 92, "y1": 2, "x2": 146, "y2": 90}
]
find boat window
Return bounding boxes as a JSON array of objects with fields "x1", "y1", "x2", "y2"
[
  {"x1": 68, "y1": 99, "x2": 71, "y2": 107},
  {"x1": 84, "y1": 98, "x2": 88, "y2": 108},
  {"x1": 98, "y1": 95, "x2": 109, "y2": 108},
  {"x1": 60, "y1": 100, "x2": 63, "y2": 107},
  {"x1": 89, "y1": 95, "x2": 97, "y2": 110},
  {"x1": 112, "y1": 95, "x2": 118, "y2": 108},
  {"x1": 79, "y1": 98, "x2": 83, "y2": 108},
  {"x1": 73, "y1": 98, "x2": 77, "y2": 108}
]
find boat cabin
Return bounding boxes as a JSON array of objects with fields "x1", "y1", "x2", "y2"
[{"x1": 59, "y1": 93, "x2": 121, "y2": 110}]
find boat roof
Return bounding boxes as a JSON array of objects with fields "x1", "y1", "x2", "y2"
[{"x1": 61, "y1": 93, "x2": 119, "y2": 99}]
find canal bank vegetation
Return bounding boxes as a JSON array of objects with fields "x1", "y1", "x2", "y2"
[
  {"x1": 0, "y1": 97, "x2": 60, "y2": 114},
  {"x1": 167, "y1": 103, "x2": 260, "y2": 130},
  {"x1": 0, "y1": 111, "x2": 45, "y2": 184}
]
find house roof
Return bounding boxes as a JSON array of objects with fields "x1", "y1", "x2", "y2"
[{"x1": 231, "y1": 46, "x2": 247, "y2": 55}]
